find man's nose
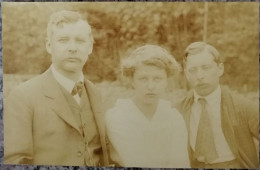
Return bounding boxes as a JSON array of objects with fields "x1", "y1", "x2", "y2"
[
  {"x1": 68, "y1": 40, "x2": 77, "y2": 53},
  {"x1": 196, "y1": 68, "x2": 205, "y2": 80}
]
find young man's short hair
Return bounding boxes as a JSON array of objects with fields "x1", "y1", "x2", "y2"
[{"x1": 184, "y1": 42, "x2": 224, "y2": 66}]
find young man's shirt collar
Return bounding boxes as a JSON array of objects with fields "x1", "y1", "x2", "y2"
[{"x1": 193, "y1": 85, "x2": 221, "y2": 106}]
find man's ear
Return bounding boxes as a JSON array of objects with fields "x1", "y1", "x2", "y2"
[
  {"x1": 218, "y1": 63, "x2": 224, "y2": 77},
  {"x1": 46, "y1": 38, "x2": 52, "y2": 54},
  {"x1": 88, "y1": 41, "x2": 93, "y2": 55}
]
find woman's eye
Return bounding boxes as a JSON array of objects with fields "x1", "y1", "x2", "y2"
[
  {"x1": 154, "y1": 77, "x2": 162, "y2": 81},
  {"x1": 188, "y1": 67, "x2": 197, "y2": 73},
  {"x1": 139, "y1": 77, "x2": 148, "y2": 81}
]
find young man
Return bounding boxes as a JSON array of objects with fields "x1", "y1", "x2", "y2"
[
  {"x1": 177, "y1": 42, "x2": 259, "y2": 168},
  {"x1": 4, "y1": 10, "x2": 109, "y2": 166}
]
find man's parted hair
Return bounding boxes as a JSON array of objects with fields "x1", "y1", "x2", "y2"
[
  {"x1": 46, "y1": 10, "x2": 93, "y2": 44},
  {"x1": 184, "y1": 42, "x2": 224, "y2": 66},
  {"x1": 121, "y1": 45, "x2": 180, "y2": 79}
]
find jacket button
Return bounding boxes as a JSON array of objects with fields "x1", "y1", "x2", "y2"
[{"x1": 77, "y1": 151, "x2": 82, "y2": 157}]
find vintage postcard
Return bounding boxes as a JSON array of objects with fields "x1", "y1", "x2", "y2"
[{"x1": 1, "y1": 1, "x2": 259, "y2": 169}]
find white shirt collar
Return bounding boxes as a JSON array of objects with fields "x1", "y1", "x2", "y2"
[
  {"x1": 193, "y1": 86, "x2": 221, "y2": 105},
  {"x1": 51, "y1": 64, "x2": 84, "y2": 93}
]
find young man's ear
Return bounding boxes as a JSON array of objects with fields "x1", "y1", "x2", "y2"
[
  {"x1": 218, "y1": 63, "x2": 224, "y2": 77},
  {"x1": 130, "y1": 77, "x2": 135, "y2": 89},
  {"x1": 184, "y1": 69, "x2": 191, "y2": 82},
  {"x1": 46, "y1": 38, "x2": 51, "y2": 54}
]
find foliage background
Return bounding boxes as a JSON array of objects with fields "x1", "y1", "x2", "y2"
[{"x1": 2, "y1": 2, "x2": 259, "y2": 93}]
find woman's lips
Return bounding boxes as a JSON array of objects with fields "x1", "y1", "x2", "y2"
[{"x1": 145, "y1": 93, "x2": 156, "y2": 97}]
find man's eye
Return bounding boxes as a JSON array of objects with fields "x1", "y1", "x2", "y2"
[
  {"x1": 201, "y1": 65, "x2": 211, "y2": 70},
  {"x1": 58, "y1": 38, "x2": 69, "y2": 43},
  {"x1": 75, "y1": 38, "x2": 86, "y2": 43}
]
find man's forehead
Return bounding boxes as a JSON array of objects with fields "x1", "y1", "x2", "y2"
[
  {"x1": 51, "y1": 20, "x2": 91, "y2": 37},
  {"x1": 186, "y1": 51, "x2": 216, "y2": 65},
  {"x1": 53, "y1": 19, "x2": 89, "y2": 29}
]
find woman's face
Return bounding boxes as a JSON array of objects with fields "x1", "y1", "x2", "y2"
[{"x1": 132, "y1": 64, "x2": 168, "y2": 105}]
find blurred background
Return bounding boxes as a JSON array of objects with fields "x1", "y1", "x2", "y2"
[{"x1": 1, "y1": 2, "x2": 259, "y2": 104}]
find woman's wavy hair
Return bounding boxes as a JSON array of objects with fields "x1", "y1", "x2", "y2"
[{"x1": 121, "y1": 45, "x2": 180, "y2": 88}]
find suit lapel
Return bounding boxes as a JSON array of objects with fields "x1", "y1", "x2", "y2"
[
  {"x1": 84, "y1": 80, "x2": 109, "y2": 165},
  {"x1": 220, "y1": 87, "x2": 239, "y2": 159},
  {"x1": 41, "y1": 69, "x2": 82, "y2": 135},
  {"x1": 181, "y1": 90, "x2": 194, "y2": 134}
]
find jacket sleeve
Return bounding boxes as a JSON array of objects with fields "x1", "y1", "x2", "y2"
[
  {"x1": 237, "y1": 95, "x2": 259, "y2": 163},
  {"x1": 4, "y1": 87, "x2": 34, "y2": 164},
  {"x1": 86, "y1": 80, "x2": 111, "y2": 166},
  {"x1": 106, "y1": 135, "x2": 124, "y2": 167},
  {"x1": 239, "y1": 97, "x2": 259, "y2": 139}
]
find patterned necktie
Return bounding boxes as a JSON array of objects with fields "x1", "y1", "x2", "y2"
[
  {"x1": 71, "y1": 81, "x2": 83, "y2": 97},
  {"x1": 194, "y1": 98, "x2": 218, "y2": 163}
]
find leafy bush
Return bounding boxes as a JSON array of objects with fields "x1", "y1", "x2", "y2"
[{"x1": 2, "y1": 2, "x2": 258, "y2": 92}]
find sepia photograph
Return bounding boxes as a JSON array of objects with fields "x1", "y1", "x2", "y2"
[{"x1": 0, "y1": 1, "x2": 259, "y2": 169}]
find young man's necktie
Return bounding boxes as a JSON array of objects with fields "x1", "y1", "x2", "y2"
[{"x1": 194, "y1": 98, "x2": 218, "y2": 163}]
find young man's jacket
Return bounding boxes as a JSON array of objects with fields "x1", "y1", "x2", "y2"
[
  {"x1": 4, "y1": 68, "x2": 109, "y2": 166},
  {"x1": 175, "y1": 86, "x2": 259, "y2": 168}
]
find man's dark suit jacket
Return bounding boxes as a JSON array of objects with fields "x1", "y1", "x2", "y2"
[
  {"x1": 4, "y1": 68, "x2": 109, "y2": 166},
  {"x1": 175, "y1": 87, "x2": 259, "y2": 168}
]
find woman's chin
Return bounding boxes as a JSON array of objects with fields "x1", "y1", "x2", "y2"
[{"x1": 143, "y1": 98, "x2": 159, "y2": 105}]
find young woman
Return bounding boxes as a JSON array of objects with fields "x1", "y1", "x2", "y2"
[{"x1": 105, "y1": 45, "x2": 190, "y2": 168}]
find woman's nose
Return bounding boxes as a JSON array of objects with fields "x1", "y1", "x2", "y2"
[{"x1": 147, "y1": 79, "x2": 155, "y2": 90}]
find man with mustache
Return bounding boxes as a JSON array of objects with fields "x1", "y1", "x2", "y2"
[
  {"x1": 177, "y1": 42, "x2": 259, "y2": 168},
  {"x1": 4, "y1": 10, "x2": 109, "y2": 166}
]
